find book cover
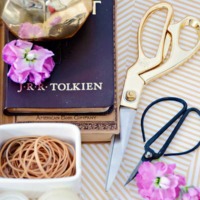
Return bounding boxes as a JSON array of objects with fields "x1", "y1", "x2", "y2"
[
  {"x1": 3, "y1": 0, "x2": 114, "y2": 115},
  {"x1": 0, "y1": 5, "x2": 119, "y2": 142}
]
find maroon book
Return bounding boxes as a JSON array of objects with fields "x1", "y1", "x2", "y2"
[{"x1": 4, "y1": 0, "x2": 115, "y2": 115}]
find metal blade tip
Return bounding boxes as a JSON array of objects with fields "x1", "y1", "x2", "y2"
[{"x1": 124, "y1": 178, "x2": 132, "y2": 187}]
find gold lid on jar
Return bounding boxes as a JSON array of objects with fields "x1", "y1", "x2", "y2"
[{"x1": 0, "y1": 0, "x2": 92, "y2": 40}]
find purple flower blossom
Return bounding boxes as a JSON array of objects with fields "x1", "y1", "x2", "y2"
[
  {"x1": 19, "y1": 22, "x2": 45, "y2": 39},
  {"x1": 2, "y1": 40, "x2": 55, "y2": 85},
  {"x1": 181, "y1": 186, "x2": 200, "y2": 200},
  {"x1": 135, "y1": 161, "x2": 186, "y2": 200}
]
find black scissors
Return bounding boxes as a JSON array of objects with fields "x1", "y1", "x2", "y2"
[{"x1": 125, "y1": 97, "x2": 200, "y2": 185}]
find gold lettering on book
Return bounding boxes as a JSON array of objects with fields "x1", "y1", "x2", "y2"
[
  {"x1": 86, "y1": 83, "x2": 93, "y2": 90},
  {"x1": 49, "y1": 83, "x2": 57, "y2": 91},
  {"x1": 17, "y1": 84, "x2": 23, "y2": 93},
  {"x1": 73, "y1": 83, "x2": 81, "y2": 90},
  {"x1": 17, "y1": 82, "x2": 103, "y2": 92},
  {"x1": 82, "y1": 83, "x2": 85, "y2": 90},
  {"x1": 94, "y1": 82, "x2": 103, "y2": 90},
  {"x1": 49, "y1": 82, "x2": 103, "y2": 91},
  {"x1": 93, "y1": 0, "x2": 102, "y2": 15},
  {"x1": 27, "y1": 83, "x2": 34, "y2": 91},
  {"x1": 66, "y1": 83, "x2": 73, "y2": 91},
  {"x1": 58, "y1": 83, "x2": 66, "y2": 91},
  {"x1": 36, "y1": 116, "x2": 61, "y2": 120},
  {"x1": 74, "y1": 116, "x2": 96, "y2": 120},
  {"x1": 38, "y1": 84, "x2": 45, "y2": 91}
]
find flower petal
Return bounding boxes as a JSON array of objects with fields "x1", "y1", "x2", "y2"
[
  {"x1": 33, "y1": 59, "x2": 47, "y2": 72},
  {"x1": 136, "y1": 161, "x2": 186, "y2": 200},
  {"x1": 177, "y1": 174, "x2": 186, "y2": 187},
  {"x1": 13, "y1": 58, "x2": 31, "y2": 72},
  {"x1": 29, "y1": 71, "x2": 43, "y2": 85},
  {"x1": 33, "y1": 46, "x2": 55, "y2": 71},
  {"x1": 33, "y1": 45, "x2": 44, "y2": 51},
  {"x1": 32, "y1": 48, "x2": 55, "y2": 72},
  {"x1": 167, "y1": 174, "x2": 179, "y2": 188},
  {"x1": 2, "y1": 40, "x2": 17, "y2": 64},
  {"x1": 4, "y1": 40, "x2": 31, "y2": 60},
  {"x1": 43, "y1": 57, "x2": 55, "y2": 72},
  {"x1": 7, "y1": 66, "x2": 29, "y2": 84},
  {"x1": 154, "y1": 162, "x2": 168, "y2": 176},
  {"x1": 16, "y1": 40, "x2": 33, "y2": 51},
  {"x1": 41, "y1": 68, "x2": 51, "y2": 79},
  {"x1": 166, "y1": 163, "x2": 176, "y2": 174},
  {"x1": 188, "y1": 187, "x2": 198, "y2": 197},
  {"x1": 182, "y1": 193, "x2": 191, "y2": 200},
  {"x1": 37, "y1": 48, "x2": 54, "y2": 60},
  {"x1": 5, "y1": 41, "x2": 55, "y2": 85}
]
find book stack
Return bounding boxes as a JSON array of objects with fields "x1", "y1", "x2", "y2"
[{"x1": 0, "y1": 0, "x2": 119, "y2": 142}]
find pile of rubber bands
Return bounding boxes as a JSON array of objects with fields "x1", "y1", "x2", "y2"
[{"x1": 0, "y1": 136, "x2": 76, "y2": 179}]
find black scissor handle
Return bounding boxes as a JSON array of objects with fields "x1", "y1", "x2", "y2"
[
  {"x1": 142, "y1": 97, "x2": 200, "y2": 160},
  {"x1": 142, "y1": 97, "x2": 187, "y2": 143},
  {"x1": 164, "y1": 107, "x2": 200, "y2": 157}
]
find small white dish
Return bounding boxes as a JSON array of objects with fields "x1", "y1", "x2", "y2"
[{"x1": 0, "y1": 123, "x2": 81, "y2": 199}]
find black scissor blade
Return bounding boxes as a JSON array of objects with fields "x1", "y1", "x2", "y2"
[{"x1": 124, "y1": 160, "x2": 144, "y2": 186}]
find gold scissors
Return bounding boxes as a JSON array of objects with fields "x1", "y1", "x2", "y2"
[{"x1": 106, "y1": 2, "x2": 200, "y2": 191}]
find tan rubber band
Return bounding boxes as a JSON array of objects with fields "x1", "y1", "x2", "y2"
[{"x1": 0, "y1": 136, "x2": 76, "y2": 179}]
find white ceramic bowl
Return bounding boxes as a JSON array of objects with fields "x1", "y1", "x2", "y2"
[{"x1": 0, "y1": 123, "x2": 81, "y2": 199}]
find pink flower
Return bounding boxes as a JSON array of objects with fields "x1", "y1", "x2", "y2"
[
  {"x1": 135, "y1": 161, "x2": 186, "y2": 200},
  {"x1": 181, "y1": 186, "x2": 200, "y2": 200},
  {"x1": 19, "y1": 22, "x2": 45, "y2": 39},
  {"x1": 2, "y1": 40, "x2": 55, "y2": 85}
]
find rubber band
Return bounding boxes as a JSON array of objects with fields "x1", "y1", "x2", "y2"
[{"x1": 0, "y1": 136, "x2": 76, "y2": 179}]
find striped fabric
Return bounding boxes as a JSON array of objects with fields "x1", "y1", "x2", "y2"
[{"x1": 80, "y1": 0, "x2": 200, "y2": 199}]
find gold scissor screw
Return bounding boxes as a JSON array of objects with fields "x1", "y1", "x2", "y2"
[{"x1": 126, "y1": 90, "x2": 136, "y2": 102}]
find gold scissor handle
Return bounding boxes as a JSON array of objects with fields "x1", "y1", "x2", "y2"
[
  {"x1": 121, "y1": 2, "x2": 173, "y2": 109},
  {"x1": 141, "y1": 16, "x2": 200, "y2": 83},
  {"x1": 137, "y1": 2, "x2": 173, "y2": 73}
]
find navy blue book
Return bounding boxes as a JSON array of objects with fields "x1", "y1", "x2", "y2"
[{"x1": 4, "y1": 0, "x2": 115, "y2": 115}]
